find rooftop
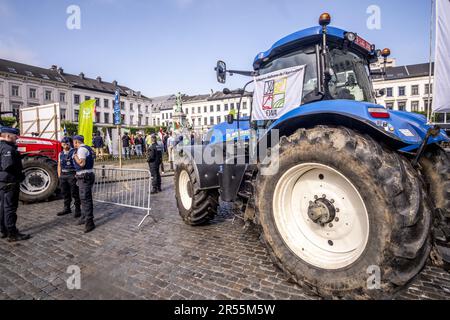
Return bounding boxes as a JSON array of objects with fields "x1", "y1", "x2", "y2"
[{"x1": 373, "y1": 62, "x2": 434, "y2": 81}]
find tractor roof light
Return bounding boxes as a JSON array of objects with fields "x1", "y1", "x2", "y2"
[
  {"x1": 319, "y1": 13, "x2": 331, "y2": 27},
  {"x1": 368, "y1": 108, "x2": 390, "y2": 119},
  {"x1": 381, "y1": 48, "x2": 391, "y2": 58}
]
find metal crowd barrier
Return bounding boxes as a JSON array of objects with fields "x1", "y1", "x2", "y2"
[{"x1": 93, "y1": 167, "x2": 154, "y2": 227}]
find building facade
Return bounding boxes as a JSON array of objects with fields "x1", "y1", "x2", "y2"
[
  {"x1": 373, "y1": 62, "x2": 434, "y2": 114},
  {"x1": 0, "y1": 58, "x2": 152, "y2": 128}
]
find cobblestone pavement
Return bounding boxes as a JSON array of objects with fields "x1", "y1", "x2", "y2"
[{"x1": 0, "y1": 177, "x2": 449, "y2": 300}]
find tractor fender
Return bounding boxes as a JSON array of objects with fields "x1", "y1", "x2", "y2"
[
  {"x1": 178, "y1": 144, "x2": 221, "y2": 190},
  {"x1": 265, "y1": 111, "x2": 409, "y2": 151}
]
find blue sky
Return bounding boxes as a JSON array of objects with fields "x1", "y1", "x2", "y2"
[{"x1": 0, "y1": 0, "x2": 433, "y2": 97}]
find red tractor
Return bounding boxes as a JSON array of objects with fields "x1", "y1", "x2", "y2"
[{"x1": 17, "y1": 136, "x2": 60, "y2": 203}]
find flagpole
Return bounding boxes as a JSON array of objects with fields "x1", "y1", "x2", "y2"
[
  {"x1": 427, "y1": 0, "x2": 434, "y2": 123},
  {"x1": 118, "y1": 125, "x2": 122, "y2": 169}
]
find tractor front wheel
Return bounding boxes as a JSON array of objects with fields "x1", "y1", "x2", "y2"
[
  {"x1": 20, "y1": 156, "x2": 58, "y2": 203},
  {"x1": 255, "y1": 126, "x2": 432, "y2": 299},
  {"x1": 175, "y1": 157, "x2": 219, "y2": 226}
]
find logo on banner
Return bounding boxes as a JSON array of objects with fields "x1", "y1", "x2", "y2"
[{"x1": 262, "y1": 78, "x2": 287, "y2": 117}]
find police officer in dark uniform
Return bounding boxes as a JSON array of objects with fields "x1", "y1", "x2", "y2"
[
  {"x1": 57, "y1": 137, "x2": 81, "y2": 218},
  {"x1": 0, "y1": 127, "x2": 30, "y2": 242},
  {"x1": 147, "y1": 135, "x2": 163, "y2": 194},
  {"x1": 72, "y1": 135, "x2": 96, "y2": 233}
]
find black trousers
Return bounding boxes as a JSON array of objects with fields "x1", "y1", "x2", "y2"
[
  {"x1": 149, "y1": 163, "x2": 161, "y2": 189},
  {"x1": 76, "y1": 173, "x2": 95, "y2": 222},
  {"x1": 0, "y1": 183, "x2": 20, "y2": 235},
  {"x1": 60, "y1": 173, "x2": 81, "y2": 213}
]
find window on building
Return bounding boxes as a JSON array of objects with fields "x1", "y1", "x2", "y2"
[
  {"x1": 146, "y1": 117, "x2": 149, "y2": 126},
  {"x1": 104, "y1": 113, "x2": 110, "y2": 124},
  {"x1": 204, "y1": 106, "x2": 207, "y2": 113},
  {"x1": 25, "y1": 71, "x2": 34, "y2": 77},
  {"x1": 192, "y1": 107, "x2": 195, "y2": 114},
  {"x1": 198, "y1": 107, "x2": 201, "y2": 113},
  {"x1": 231, "y1": 103, "x2": 235, "y2": 110},
  {"x1": 411, "y1": 85, "x2": 419, "y2": 96},
  {"x1": 8, "y1": 67, "x2": 17, "y2": 74},
  {"x1": 120, "y1": 101, "x2": 125, "y2": 110},
  {"x1": 217, "y1": 116, "x2": 221, "y2": 124},
  {"x1": 85, "y1": 96, "x2": 91, "y2": 101},
  {"x1": 425, "y1": 83, "x2": 433, "y2": 95},
  {"x1": 224, "y1": 104, "x2": 229, "y2": 111},
  {"x1": 145, "y1": 106, "x2": 149, "y2": 113},
  {"x1": 60, "y1": 108, "x2": 67, "y2": 121},
  {"x1": 157, "y1": 118, "x2": 160, "y2": 125},
  {"x1": 130, "y1": 115, "x2": 134, "y2": 125},
  {"x1": 170, "y1": 113, "x2": 172, "y2": 118},
  {"x1": 204, "y1": 117, "x2": 208, "y2": 125},
  {"x1": 60, "y1": 92, "x2": 66, "y2": 103},
  {"x1": 243, "y1": 102, "x2": 247, "y2": 110},
  {"x1": 217, "y1": 105, "x2": 221, "y2": 112},
  {"x1": 185, "y1": 108, "x2": 188, "y2": 114},
  {"x1": 12, "y1": 104, "x2": 20, "y2": 118},
  {"x1": 153, "y1": 119, "x2": 156, "y2": 126},
  {"x1": 104, "y1": 99, "x2": 109, "y2": 108},
  {"x1": 386, "y1": 87, "x2": 393, "y2": 97},
  {"x1": 411, "y1": 101, "x2": 420, "y2": 112},
  {"x1": 74, "y1": 95, "x2": 80, "y2": 104},
  {"x1": 95, "y1": 98, "x2": 100, "y2": 107},
  {"x1": 29, "y1": 88, "x2": 37, "y2": 99},
  {"x1": 138, "y1": 104, "x2": 141, "y2": 112},
  {"x1": 130, "y1": 103, "x2": 134, "y2": 111},
  {"x1": 210, "y1": 116, "x2": 214, "y2": 125},
  {"x1": 398, "y1": 87, "x2": 406, "y2": 96},
  {"x1": 11, "y1": 85, "x2": 19, "y2": 97},
  {"x1": 45, "y1": 90, "x2": 52, "y2": 101},
  {"x1": 95, "y1": 112, "x2": 101, "y2": 123},
  {"x1": 237, "y1": 103, "x2": 241, "y2": 110},
  {"x1": 398, "y1": 101, "x2": 406, "y2": 111},
  {"x1": 138, "y1": 116, "x2": 142, "y2": 126},
  {"x1": 386, "y1": 102, "x2": 394, "y2": 110},
  {"x1": 74, "y1": 110, "x2": 79, "y2": 121}
]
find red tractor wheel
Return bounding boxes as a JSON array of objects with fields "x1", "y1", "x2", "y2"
[{"x1": 20, "y1": 156, "x2": 59, "y2": 203}]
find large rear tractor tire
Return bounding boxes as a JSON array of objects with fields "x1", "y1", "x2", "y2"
[
  {"x1": 255, "y1": 126, "x2": 432, "y2": 299},
  {"x1": 420, "y1": 147, "x2": 450, "y2": 218},
  {"x1": 20, "y1": 156, "x2": 59, "y2": 203},
  {"x1": 175, "y1": 157, "x2": 219, "y2": 226}
]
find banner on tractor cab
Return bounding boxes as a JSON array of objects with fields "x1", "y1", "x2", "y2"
[
  {"x1": 78, "y1": 99, "x2": 96, "y2": 147},
  {"x1": 252, "y1": 65, "x2": 306, "y2": 121},
  {"x1": 433, "y1": 0, "x2": 450, "y2": 113}
]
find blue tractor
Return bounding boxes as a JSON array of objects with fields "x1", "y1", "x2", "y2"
[{"x1": 174, "y1": 13, "x2": 450, "y2": 299}]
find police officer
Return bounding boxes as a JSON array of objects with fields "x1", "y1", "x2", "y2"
[
  {"x1": 0, "y1": 127, "x2": 30, "y2": 242},
  {"x1": 72, "y1": 135, "x2": 96, "y2": 233},
  {"x1": 147, "y1": 135, "x2": 163, "y2": 194},
  {"x1": 57, "y1": 137, "x2": 81, "y2": 218}
]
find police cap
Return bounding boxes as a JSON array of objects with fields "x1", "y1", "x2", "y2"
[
  {"x1": 0, "y1": 127, "x2": 20, "y2": 135},
  {"x1": 72, "y1": 135, "x2": 85, "y2": 143}
]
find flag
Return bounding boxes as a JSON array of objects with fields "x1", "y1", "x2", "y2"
[
  {"x1": 105, "y1": 129, "x2": 113, "y2": 155},
  {"x1": 63, "y1": 124, "x2": 67, "y2": 136},
  {"x1": 78, "y1": 99, "x2": 96, "y2": 147},
  {"x1": 433, "y1": 0, "x2": 450, "y2": 113},
  {"x1": 252, "y1": 65, "x2": 306, "y2": 120}
]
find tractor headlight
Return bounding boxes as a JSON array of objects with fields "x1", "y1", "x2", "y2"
[{"x1": 345, "y1": 32, "x2": 357, "y2": 42}]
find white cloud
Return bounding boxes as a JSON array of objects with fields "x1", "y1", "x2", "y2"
[{"x1": 0, "y1": 37, "x2": 39, "y2": 65}]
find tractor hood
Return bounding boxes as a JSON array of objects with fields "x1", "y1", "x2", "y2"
[{"x1": 268, "y1": 100, "x2": 449, "y2": 152}]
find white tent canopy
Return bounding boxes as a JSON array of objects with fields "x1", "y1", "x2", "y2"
[{"x1": 432, "y1": 0, "x2": 450, "y2": 113}]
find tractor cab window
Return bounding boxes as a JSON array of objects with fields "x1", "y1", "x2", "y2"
[
  {"x1": 258, "y1": 47, "x2": 319, "y2": 105},
  {"x1": 326, "y1": 47, "x2": 375, "y2": 103}
]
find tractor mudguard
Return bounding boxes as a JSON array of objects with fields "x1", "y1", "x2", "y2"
[
  {"x1": 179, "y1": 144, "x2": 221, "y2": 190},
  {"x1": 264, "y1": 100, "x2": 449, "y2": 152}
]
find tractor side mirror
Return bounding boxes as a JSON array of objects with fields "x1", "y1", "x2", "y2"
[
  {"x1": 227, "y1": 114, "x2": 235, "y2": 125},
  {"x1": 216, "y1": 60, "x2": 227, "y2": 84}
]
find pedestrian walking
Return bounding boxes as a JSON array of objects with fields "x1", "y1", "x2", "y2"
[
  {"x1": 167, "y1": 132, "x2": 176, "y2": 171},
  {"x1": 92, "y1": 132, "x2": 104, "y2": 160},
  {"x1": 0, "y1": 127, "x2": 30, "y2": 242},
  {"x1": 122, "y1": 132, "x2": 131, "y2": 160},
  {"x1": 147, "y1": 135, "x2": 163, "y2": 194},
  {"x1": 72, "y1": 135, "x2": 96, "y2": 233},
  {"x1": 57, "y1": 137, "x2": 81, "y2": 218},
  {"x1": 135, "y1": 133, "x2": 144, "y2": 157}
]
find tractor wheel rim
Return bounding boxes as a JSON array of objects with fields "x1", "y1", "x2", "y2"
[
  {"x1": 21, "y1": 167, "x2": 51, "y2": 195},
  {"x1": 179, "y1": 170, "x2": 193, "y2": 210},
  {"x1": 273, "y1": 163, "x2": 369, "y2": 270}
]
